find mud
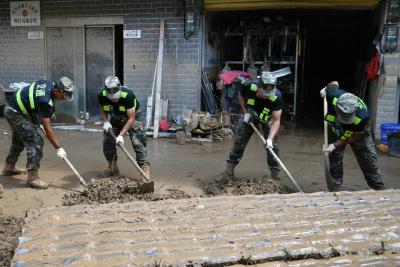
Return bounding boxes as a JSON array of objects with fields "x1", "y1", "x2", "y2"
[
  {"x1": 63, "y1": 177, "x2": 192, "y2": 206},
  {"x1": 203, "y1": 177, "x2": 290, "y2": 196},
  {"x1": 0, "y1": 215, "x2": 23, "y2": 267},
  {"x1": 63, "y1": 176, "x2": 290, "y2": 206}
]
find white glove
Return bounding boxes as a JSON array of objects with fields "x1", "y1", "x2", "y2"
[
  {"x1": 103, "y1": 121, "x2": 112, "y2": 132},
  {"x1": 323, "y1": 143, "x2": 336, "y2": 154},
  {"x1": 243, "y1": 113, "x2": 251, "y2": 124},
  {"x1": 320, "y1": 87, "x2": 327, "y2": 98},
  {"x1": 56, "y1": 147, "x2": 67, "y2": 159},
  {"x1": 266, "y1": 139, "x2": 273, "y2": 149},
  {"x1": 116, "y1": 135, "x2": 124, "y2": 146}
]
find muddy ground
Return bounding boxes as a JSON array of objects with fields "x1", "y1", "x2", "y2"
[
  {"x1": 63, "y1": 176, "x2": 289, "y2": 206},
  {"x1": 0, "y1": 215, "x2": 23, "y2": 267},
  {"x1": 1, "y1": 118, "x2": 399, "y2": 265}
]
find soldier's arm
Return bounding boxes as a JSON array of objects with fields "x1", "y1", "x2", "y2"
[
  {"x1": 99, "y1": 109, "x2": 108, "y2": 122},
  {"x1": 238, "y1": 91, "x2": 248, "y2": 113},
  {"x1": 268, "y1": 109, "x2": 282, "y2": 140},
  {"x1": 334, "y1": 132, "x2": 363, "y2": 148},
  {"x1": 120, "y1": 107, "x2": 136, "y2": 136},
  {"x1": 41, "y1": 117, "x2": 61, "y2": 149}
]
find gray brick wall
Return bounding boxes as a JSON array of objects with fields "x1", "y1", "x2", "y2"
[
  {"x1": 0, "y1": 0, "x2": 201, "y2": 119},
  {"x1": 375, "y1": 55, "x2": 400, "y2": 141}
]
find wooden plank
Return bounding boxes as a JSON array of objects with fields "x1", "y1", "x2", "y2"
[
  {"x1": 153, "y1": 19, "x2": 164, "y2": 138},
  {"x1": 145, "y1": 60, "x2": 158, "y2": 129}
]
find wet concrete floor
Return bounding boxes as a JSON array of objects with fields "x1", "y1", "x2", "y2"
[{"x1": 0, "y1": 118, "x2": 399, "y2": 217}]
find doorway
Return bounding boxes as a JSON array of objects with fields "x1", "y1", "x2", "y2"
[{"x1": 46, "y1": 24, "x2": 123, "y2": 122}]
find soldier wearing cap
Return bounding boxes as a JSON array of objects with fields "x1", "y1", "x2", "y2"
[
  {"x1": 98, "y1": 76, "x2": 149, "y2": 177},
  {"x1": 320, "y1": 81, "x2": 385, "y2": 190},
  {"x1": 221, "y1": 71, "x2": 284, "y2": 183},
  {"x1": 2, "y1": 77, "x2": 75, "y2": 189}
]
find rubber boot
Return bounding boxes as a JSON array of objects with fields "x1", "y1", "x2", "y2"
[
  {"x1": 140, "y1": 163, "x2": 150, "y2": 178},
  {"x1": 26, "y1": 171, "x2": 48, "y2": 189},
  {"x1": 271, "y1": 170, "x2": 280, "y2": 180},
  {"x1": 2, "y1": 162, "x2": 27, "y2": 176},
  {"x1": 104, "y1": 160, "x2": 119, "y2": 177},
  {"x1": 218, "y1": 163, "x2": 236, "y2": 184}
]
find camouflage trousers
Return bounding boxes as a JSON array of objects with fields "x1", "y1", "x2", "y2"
[
  {"x1": 328, "y1": 129, "x2": 384, "y2": 189},
  {"x1": 4, "y1": 106, "x2": 43, "y2": 171},
  {"x1": 227, "y1": 119, "x2": 280, "y2": 172},
  {"x1": 103, "y1": 122, "x2": 149, "y2": 166}
]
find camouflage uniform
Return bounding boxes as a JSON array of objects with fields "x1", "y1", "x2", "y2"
[
  {"x1": 325, "y1": 84, "x2": 384, "y2": 190},
  {"x1": 227, "y1": 80, "x2": 283, "y2": 173},
  {"x1": 98, "y1": 86, "x2": 149, "y2": 166},
  {"x1": 103, "y1": 122, "x2": 148, "y2": 165},
  {"x1": 228, "y1": 119, "x2": 280, "y2": 172},
  {"x1": 4, "y1": 106, "x2": 43, "y2": 171},
  {"x1": 3, "y1": 80, "x2": 56, "y2": 172}
]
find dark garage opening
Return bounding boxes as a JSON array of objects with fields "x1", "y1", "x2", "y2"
[{"x1": 203, "y1": 7, "x2": 381, "y2": 127}]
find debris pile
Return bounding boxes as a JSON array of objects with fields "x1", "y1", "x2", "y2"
[
  {"x1": 203, "y1": 177, "x2": 290, "y2": 196},
  {"x1": 62, "y1": 177, "x2": 191, "y2": 206}
]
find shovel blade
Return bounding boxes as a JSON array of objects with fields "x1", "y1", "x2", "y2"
[{"x1": 137, "y1": 181, "x2": 155, "y2": 194}]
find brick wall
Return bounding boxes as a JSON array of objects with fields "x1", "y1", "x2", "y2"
[
  {"x1": 375, "y1": 54, "x2": 400, "y2": 141},
  {"x1": 0, "y1": 0, "x2": 201, "y2": 119}
]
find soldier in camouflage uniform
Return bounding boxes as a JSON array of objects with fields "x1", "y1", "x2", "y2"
[
  {"x1": 321, "y1": 81, "x2": 385, "y2": 190},
  {"x1": 221, "y1": 71, "x2": 283, "y2": 182},
  {"x1": 2, "y1": 77, "x2": 75, "y2": 189},
  {"x1": 98, "y1": 76, "x2": 149, "y2": 177}
]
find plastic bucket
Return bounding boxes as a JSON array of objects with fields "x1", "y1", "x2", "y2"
[
  {"x1": 380, "y1": 123, "x2": 400, "y2": 145},
  {"x1": 176, "y1": 130, "x2": 186, "y2": 145},
  {"x1": 388, "y1": 131, "x2": 400, "y2": 158}
]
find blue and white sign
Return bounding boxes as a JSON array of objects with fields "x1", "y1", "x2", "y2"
[{"x1": 10, "y1": 1, "x2": 41, "y2": 26}]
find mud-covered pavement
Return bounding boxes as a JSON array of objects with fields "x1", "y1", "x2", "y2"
[
  {"x1": 0, "y1": 215, "x2": 23, "y2": 267},
  {"x1": 1, "y1": 118, "x2": 400, "y2": 265}
]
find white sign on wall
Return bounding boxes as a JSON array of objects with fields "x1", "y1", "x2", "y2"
[
  {"x1": 10, "y1": 1, "x2": 41, "y2": 26},
  {"x1": 28, "y1": 31, "x2": 43, "y2": 39},
  {"x1": 123, "y1": 30, "x2": 141, "y2": 39}
]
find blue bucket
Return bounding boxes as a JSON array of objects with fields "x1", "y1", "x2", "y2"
[{"x1": 381, "y1": 123, "x2": 400, "y2": 145}]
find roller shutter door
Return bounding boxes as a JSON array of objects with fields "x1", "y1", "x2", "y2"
[{"x1": 204, "y1": 0, "x2": 381, "y2": 11}]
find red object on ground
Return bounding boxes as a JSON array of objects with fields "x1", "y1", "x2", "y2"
[
  {"x1": 159, "y1": 119, "x2": 170, "y2": 132},
  {"x1": 218, "y1": 71, "x2": 250, "y2": 85}
]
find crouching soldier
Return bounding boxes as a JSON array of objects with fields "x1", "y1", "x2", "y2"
[
  {"x1": 320, "y1": 81, "x2": 385, "y2": 190},
  {"x1": 221, "y1": 71, "x2": 283, "y2": 182},
  {"x1": 2, "y1": 77, "x2": 75, "y2": 189},
  {"x1": 98, "y1": 76, "x2": 150, "y2": 177}
]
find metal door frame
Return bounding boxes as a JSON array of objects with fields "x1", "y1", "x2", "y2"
[{"x1": 43, "y1": 17, "x2": 122, "y2": 115}]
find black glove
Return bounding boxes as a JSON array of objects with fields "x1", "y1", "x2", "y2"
[{"x1": 248, "y1": 108, "x2": 260, "y2": 122}]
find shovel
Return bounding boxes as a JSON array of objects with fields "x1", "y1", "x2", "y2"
[
  {"x1": 63, "y1": 156, "x2": 88, "y2": 187},
  {"x1": 323, "y1": 96, "x2": 336, "y2": 191},
  {"x1": 39, "y1": 125, "x2": 87, "y2": 187},
  {"x1": 249, "y1": 122, "x2": 303, "y2": 193},
  {"x1": 109, "y1": 130, "x2": 154, "y2": 193}
]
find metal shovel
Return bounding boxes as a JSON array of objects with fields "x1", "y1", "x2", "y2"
[
  {"x1": 109, "y1": 130, "x2": 154, "y2": 193},
  {"x1": 63, "y1": 156, "x2": 88, "y2": 187},
  {"x1": 39, "y1": 125, "x2": 87, "y2": 187},
  {"x1": 249, "y1": 122, "x2": 303, "y2": 193}
]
